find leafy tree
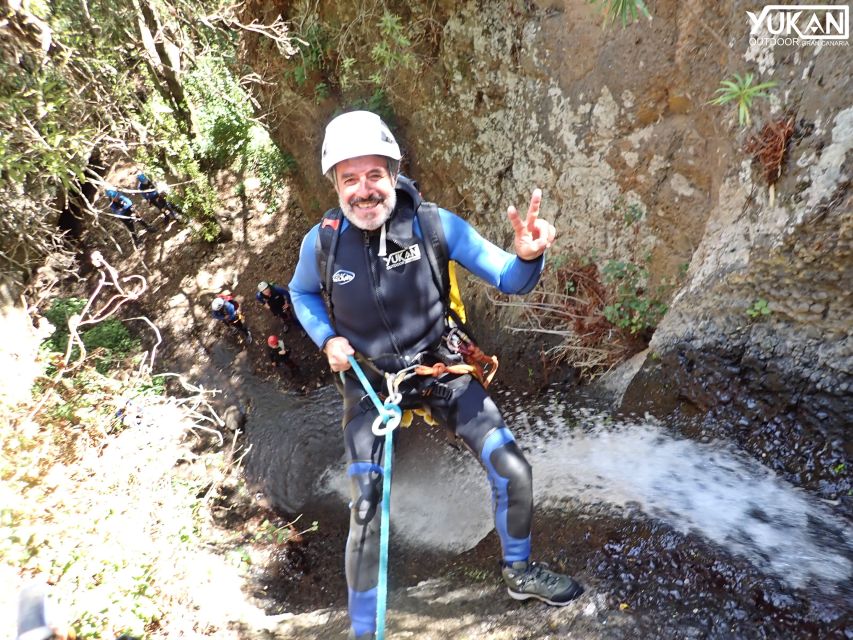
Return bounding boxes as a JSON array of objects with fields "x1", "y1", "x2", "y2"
[{"x1": 1, "y1": 0, "x2": 296, "y2": 282}]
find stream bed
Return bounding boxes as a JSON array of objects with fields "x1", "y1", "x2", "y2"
[{"x1": 242, "y1": 382, "x2": 852, "y2": 639}]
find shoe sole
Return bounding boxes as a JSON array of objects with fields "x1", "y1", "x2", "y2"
[{"x1": 506, "y1": 587, "x2": 580, "y2": 607}]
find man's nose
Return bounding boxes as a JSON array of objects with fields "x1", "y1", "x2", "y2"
[{"x1": 354, "y1": 176, "x2": 372, "y2": 196}]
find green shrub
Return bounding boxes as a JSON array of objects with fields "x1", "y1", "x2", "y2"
[
  {"x1": 286, "y1": 6, "x2": 421, "y2": 115},
  {"x1": 708, "y1": 72, "x2": 777, "y2": 127},
  {"x1": 588, "y1": 0, "x2": 652, "y2": 28},
  {"x1": 43, "y1": 297, "x2": 141, "y2": 372},
  {"x1": 43, "y1": 297, "x2": 86, "y2": 352},
  {"x1": 602, "y1": 260, "x2": 668, "y2": 335},
  {"x1": 183, "y1": 55, "x2": 294, "y2": 212}
]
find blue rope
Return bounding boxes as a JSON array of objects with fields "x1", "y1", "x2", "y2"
[
  {"x1": 346, "y1": 356, "x2": 398, "y2": 640},
  {"x1": 347, "y1": 355, "x2": 385, "y2": 414}
]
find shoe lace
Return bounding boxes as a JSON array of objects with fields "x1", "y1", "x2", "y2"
[{"x1": 520, "y1": 562, "x2": 561, "y2": 589}]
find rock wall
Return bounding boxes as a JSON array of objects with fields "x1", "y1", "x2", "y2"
[{"x1": 238, "y1": 1, "x2": 851, "y2": 497}]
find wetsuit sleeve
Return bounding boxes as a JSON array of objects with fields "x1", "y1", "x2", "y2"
[
  {"x1": 289, "y1": 225, "x2": 337, "y2": 349},
  {"x1": 437, "y1": 208, "x2": 544, "y2": 294}
]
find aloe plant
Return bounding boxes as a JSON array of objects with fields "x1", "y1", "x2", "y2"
[{"x1": 709, "y1": 72, "x2": 778, "y2": 127}]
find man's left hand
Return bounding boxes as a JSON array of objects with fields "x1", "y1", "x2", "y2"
[{"x1": 507, "y1": 188, "x2": 557, "y2": 260}]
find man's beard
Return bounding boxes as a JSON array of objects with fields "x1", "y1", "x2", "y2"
[{"x1": 339, "y1": 189, "x2": 396, "y2": 231}]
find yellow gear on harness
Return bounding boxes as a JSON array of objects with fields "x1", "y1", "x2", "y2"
[
  {"x1": 448, "y1": 261, "x2": 466, "y2": 324},
  {"x1": 399, "y1": 406, "x2": 439, "y2": 428}
]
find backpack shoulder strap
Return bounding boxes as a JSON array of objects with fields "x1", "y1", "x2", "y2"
[
  {"x1": 315, "y1": 207, "x2": 344, "y2": 321},
  {"x1": 416, "y1": 202, "x2": 449, "y2": 305}
]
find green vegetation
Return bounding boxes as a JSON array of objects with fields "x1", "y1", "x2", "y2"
[
  {"x1": 602, "y1": 260, "x2": 668, "y2": 335},
  {"x1": 132, "y1": 99, "x2": 223, "y2": 243},
  {"x1": 1, "y1": 0, "x2": 295, "y2": 265},
  {"x1": 492, "y1": 251, "x2": 672, "y2": 378},
  {"x1": 708, "y1": 72, "x2": 777, "y2": 127},
  {"x1": 0, "y1": 0, "x2": 308, "y2": 602},
  {"x1": 286, "y1": 4, "x2": 425, "y2": 116},
  {"x1": 2, "y1": 364, "x2": 173, "y2": 637},
  {"x1": 588, "y1": 0, "x2": 652, "y2": 27},
  {"x1": 253, "y1": 517, "x2": 319, "y2": 545},
  {"x1": 1, "y1": 341, "x2": 303, "y2": 638},
  {"x1": 615, "y1": 198, "x2": 645, "y2": 226},
  {"x1": 184, "y1": 56, "x2": 295, "y2": 212},
  {"x1": 746, "y1": 298, "x2": 772, "y2": 319},
  {"x1": 43, "y1": 297, "x2": 141, "y2": 373}
]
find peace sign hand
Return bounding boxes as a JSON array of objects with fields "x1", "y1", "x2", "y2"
[{"x1": 507, "y1": 188, "x2": 557, "y2": 261}]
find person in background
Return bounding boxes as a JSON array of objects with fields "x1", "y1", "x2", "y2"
[
  {"x1": 211, "y1": 295, "x2": 251, "y2": 343},
  {"x1": 105, "y1": 188, "x2": 150, "y2": 241},
  {"x1": 256, "y1": 281, "x2": 299, "y2": 332},
  {"x1": 136, "y1": 173, "x2": 181, "y2": 223},
  {"x1": 266, "y1": 335, "x2": 299, "y2": 375}
]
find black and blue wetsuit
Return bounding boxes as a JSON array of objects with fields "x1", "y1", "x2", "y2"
[
  {"x1": 256, "y1": 283, "x2": 300, "y2": 330},
  {"x1": 289, "y1": 185, "x2": 545, "y2": 638}
]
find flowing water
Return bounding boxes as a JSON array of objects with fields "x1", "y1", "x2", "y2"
[
  {"x1": 250, "y1": 383, "x2": 852, "y2": 637},
  {"x1": 316, "y1": 390, "x2": 851, "y2": 592}
]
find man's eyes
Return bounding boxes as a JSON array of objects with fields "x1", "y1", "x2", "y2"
[{"x1": 343, "y1": 172, "x2": 386, "y2": 185}]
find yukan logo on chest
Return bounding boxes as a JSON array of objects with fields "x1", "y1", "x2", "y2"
[
  {"x1": 384, "y1": 243, "x2": 422, "y2": 270},
  {"x1": 333, "y1": 269, "x2": 355, "y2": 285}
]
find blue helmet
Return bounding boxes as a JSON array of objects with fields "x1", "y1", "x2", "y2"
[
  {"x1": 137, "y1": 173, "x2": 148, "y2": 182},
  {"x1": 106, "y1": 189, "x2": 118, "y2": 198}
]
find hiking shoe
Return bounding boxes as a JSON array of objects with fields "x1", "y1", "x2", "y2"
[{"x1": 502, "y1": 561, "x2": 584, "y2": 606}]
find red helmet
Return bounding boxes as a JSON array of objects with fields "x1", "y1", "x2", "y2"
[{"x1": 267, "y1": 335, "x2": 279, "y2": 348}]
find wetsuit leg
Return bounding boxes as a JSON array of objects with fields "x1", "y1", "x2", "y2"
[
  {"x1": 120, "y1": 216, "x2": 137, "y2": 241},
  {"x1": 343, "y1": 406, "x2": 386, "y2": 638},
  {"x1": 427, "y1": 375, "x2": 532, "y2": 563},
  {"x1": 230, "y1": 318, "x2": 250, "y2": 338}
]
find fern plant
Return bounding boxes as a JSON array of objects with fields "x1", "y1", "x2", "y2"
[{"x1": 709, "y1": 73, "x2": 777, "y2": 127}]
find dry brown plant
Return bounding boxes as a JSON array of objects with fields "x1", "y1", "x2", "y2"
[
  {"x1": 744, "y1": 116, "x2": 795, "y2": 186},
  {"x1": 490, "y1": 260, "x2": 634, "y2": 380}
]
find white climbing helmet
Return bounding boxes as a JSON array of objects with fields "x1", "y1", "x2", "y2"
[
  {"x1": 211, "y1": 297, "x2": 225, "y2": 311},
  {"x1": 257, "y1": 281, "x2": 269, "y2": 293},
  {"x1": 320, "y1": 111, "x2": 401, "y2": 176}
]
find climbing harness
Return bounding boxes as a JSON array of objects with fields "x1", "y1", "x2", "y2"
[{"x1": 439, "y1": 326, "x2": 499, "y2": 388}]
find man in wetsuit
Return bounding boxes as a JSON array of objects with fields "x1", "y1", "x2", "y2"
[
  {"x1": 256, "y1": 281, "x2": 298, "y2": 332},
  {"x1": 136, "y1": 173, "x2": 181, "y2": 223},
  {"x1": 289, "y1": 110, "x2": 583, "y2": 640},
  {"x1": 106, "y1": 189, "x2": 150, "y2": 241}
]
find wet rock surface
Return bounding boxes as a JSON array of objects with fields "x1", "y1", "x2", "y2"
[
  {"x1": 241, "y1": 502, "x2": 851, "y2": 639},
  {"x1": 220, "y1": 385, "x2": 852, "y2": 640},
  {"x1": 621, "y1": 337, "x2": 852, "y2": 511}
]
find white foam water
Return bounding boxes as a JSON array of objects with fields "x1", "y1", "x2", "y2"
[{"x1": 317, "y1": 395, "x2": 852, "y2": 593}]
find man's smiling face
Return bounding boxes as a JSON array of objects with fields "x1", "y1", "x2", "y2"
[{"x1": 334, "y1": 155, "x2": 397, "y2": 231}]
